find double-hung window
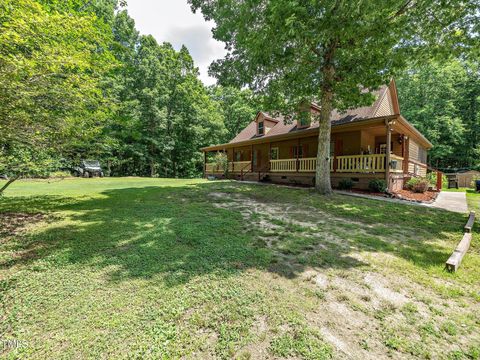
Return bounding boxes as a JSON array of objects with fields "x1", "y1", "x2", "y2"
[{"x1": 258, "y1": 121, "x2": 264, "y2": 135}]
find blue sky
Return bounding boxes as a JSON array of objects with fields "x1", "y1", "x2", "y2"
[{"x1": 127, "y1": 0, "x2": 226, "y2": 85}]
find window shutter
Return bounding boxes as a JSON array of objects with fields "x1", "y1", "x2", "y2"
[{"x1": 290, "y1": 146, "x2": 294, "y2": 158}]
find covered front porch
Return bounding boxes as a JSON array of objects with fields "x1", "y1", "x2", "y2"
[
  {"x1": 206, "y1": 153, "x2": 404, "y2": 175},
  {"x1": 204, "y1": 118, "x2": 411, "y2": 189}
]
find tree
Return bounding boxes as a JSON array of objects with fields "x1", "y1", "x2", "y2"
[
  {"x1": 397, "y1": 59, "x2": 480, "y2": 169},
  {"x1": 0, "y1": 0, "x2": 114, "y2": 194},
  {"x1": 208, "y1": 86, "x2": 258, "y2": 142},
  {"x1": 189, "y1": 0, "x2": 478, "y2": 194},
  {"x1": 105, "y1": 12, "x2": 226, "y2": 178}
]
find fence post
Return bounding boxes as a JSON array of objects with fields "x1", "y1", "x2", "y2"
[{"x1": 436, "y1": 171, "x2": 443, "y2": 191}]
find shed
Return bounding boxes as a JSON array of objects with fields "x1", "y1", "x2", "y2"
[{"x1": 456, "y1": 170, "x2": 480, "y2": 188}]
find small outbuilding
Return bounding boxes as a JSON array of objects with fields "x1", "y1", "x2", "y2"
[{"x1": 455, "y1": 170, "x2": 480, "y2": 188}]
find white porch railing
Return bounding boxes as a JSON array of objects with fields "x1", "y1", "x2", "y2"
[
  {"x1": 205, "y1": 163, "x2": 222, "y2": 173},
  {"x1": 229, "y1": 161, "x2": 252, "y2": 173},
  {"x1": 299, "y1": 157, "x2": 316, "y2": 172},
  {"x1": 269, "y1": 154, "x2": 404, "y2": 173},
  {"x1": 270, "y1": 158, "x2": 297, "y2": 172},
  {"x1": 211, "y1": 154, "x2": 404, "y2": 175},
  {"x1": 336, "y1": 154, "x2": 387, "y2": 173},
  {"x1": 390, "y1": 154, "x2": 404, "y2": 173}
]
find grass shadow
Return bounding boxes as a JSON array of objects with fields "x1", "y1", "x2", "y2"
[{"x1": 0, "y1": 181, "x2": 472, "y2": 286}]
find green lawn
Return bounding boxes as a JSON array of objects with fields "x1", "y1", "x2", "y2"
[{"x1": 1, "y1": 178, "x2": 479, "y2": 359}]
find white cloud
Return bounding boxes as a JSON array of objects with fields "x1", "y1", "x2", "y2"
[{"x1": 126, "y1": 0, "x2": 226, "y2": 85}]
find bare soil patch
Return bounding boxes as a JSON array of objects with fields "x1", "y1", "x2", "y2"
[{"x1": 0, "y1": 212, "x2": 46, "y2": 239}]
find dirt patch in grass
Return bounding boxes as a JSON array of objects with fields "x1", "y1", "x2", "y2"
[{"x1": 0, "y1": 212, "x2": 46, "y2": 239}]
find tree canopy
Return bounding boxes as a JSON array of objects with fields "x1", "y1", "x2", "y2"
[
  {"x1": 397, "y1": 59, "x2": 480, "y2": 170},
  {"x1": 1, "y1": 0, "x2": 479, "y2": 194},
  {"x1": 189, "y1": 0, "x2": 479, "y2": 193}
]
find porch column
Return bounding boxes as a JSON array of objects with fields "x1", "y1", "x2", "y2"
[
  {"x1": 232, "y1": 147, "x2": 235, "y2": 173},
  {"x1": 385, "y1": 120, "x2": 393, "y2": 190},
  {"x1": 296, "y1": 138, "x2": 300, "y2": 172},
  {"x1": 204, "y1": 151, "x2": 207, "y2": 178},
  {"x1": 403, "y1": 136, "x2": 409, "y2": 174},
  {"x1": 251, "y1": 144, "x2": 254, "y2": 172},
  {"x1": 268, "y1": 142, "x2": 272, "y2": 171}
]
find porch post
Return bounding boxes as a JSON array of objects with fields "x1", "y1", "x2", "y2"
[
  {"x1": 269, "y1": 142, "x2": 272, "y2": 171},
  {"x1": 436, "y1": 171, "x2": 443, "y2": 191},
  {"x1": 251, "y1": 144, "x2": 254, "y2": 172},
  {"x1": 403, "y1": 136, "x2": 409, "y2": 174},
  {"x1": 232, "y1": 147, "x2": 235, "y2": 173},
  {"x1": 204, "y1": 151, "x2": 207, "y2": 178},
  {"x1": 385, "y1": 120, "x2": 392, "y2": 190},
  {"x1": 296, "y1": 138, "x2": 300, "y2": 172}
]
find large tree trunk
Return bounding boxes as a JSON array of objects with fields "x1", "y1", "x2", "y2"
[
  {"x1": 0, "y1": 175, "x2": 20, "y2": 196},
  {"x1": 315, "y1": 63, "x2": 335, "y2": 195}
]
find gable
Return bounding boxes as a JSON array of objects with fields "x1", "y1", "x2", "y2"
[{"x1": 373, "y1": 87, "x2": 395, "y2": 117}]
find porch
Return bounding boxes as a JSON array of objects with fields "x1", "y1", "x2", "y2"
[{"x1": 205, "y1": 153, "x2": 404, "y2": 175}]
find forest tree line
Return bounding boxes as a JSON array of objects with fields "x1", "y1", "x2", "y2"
[{"x1": 1, "y1": 0, "x2": 479, "y2": 183}]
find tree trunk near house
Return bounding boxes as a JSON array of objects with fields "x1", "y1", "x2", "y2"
[{"x1": 314, "y1": 59, "x2": 335, "y2": 195}]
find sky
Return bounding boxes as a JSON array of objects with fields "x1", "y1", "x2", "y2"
[{"x1": 126, "y1": 0, "x2": 226, "y2": 85}]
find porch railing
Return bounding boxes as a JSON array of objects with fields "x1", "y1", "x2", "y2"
[
  {"x1": 390, "y1": 154, "x2": 404, "y2": 173},
  {"x1": 270, "y1": 159, "x2": 297, "y2": 172},
  {"x1": 229, "y1": 161, "x2": 252, "y2": 173},
  {"x1": 269, "y1": 154, "x2": 404, "y2": 173},
  {"x1": 210, "y1": 154, "x2": 405, "y2": 175},
  {"x1": 336, "y1": 154, "x2": 386, "y2": 173},
  {"x1": 205, "y1": 163, "x2": 222, "y2": 173}
]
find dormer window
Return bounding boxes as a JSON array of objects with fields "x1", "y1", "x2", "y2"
[
  {"x1": 297, "y1": 112, "x2": 311, "y2": 129},
  {"x1": 258, "y1": 121, "x2": 264, "y2": 135}
]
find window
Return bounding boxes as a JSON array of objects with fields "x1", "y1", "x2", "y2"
[
  {"x1": 258, "y1": 121, "x2": 264, "y2": 135},
  {"x1": 253, "y1": 150, "x2": 258, "y2": 166},
  {"x1": 270, "y1": 147, "x2": 279, "y2": 160},
  {"x1": 235, "y1": 151, "x2": 242, "y2": 161},
  {"x1": 298, "y1": 113, "x2": 311, "y2": 128}
]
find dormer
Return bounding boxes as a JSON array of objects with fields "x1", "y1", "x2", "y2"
[{"x1": 255, "y1": 112, "x2": 278, "y2": 136}]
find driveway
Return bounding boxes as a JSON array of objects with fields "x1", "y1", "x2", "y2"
[{"x1": 430, "y1": 191, "x2": 468, "y2": 213}]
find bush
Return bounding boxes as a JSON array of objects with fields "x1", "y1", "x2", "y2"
[
  {"x1": 338, "y1": 178, "x2": 354, "y2": 190},
  {"x1": 406, "y1": 177, "x2": 430, "y2": 193},
  {"x1": 49, "y1": 170, "x2": 71, "y2": 178},
  {"x1": 368, "y1": 179, "x2": 387, "y2": 193},
  {"x1": 426, "y1": 172, "x2": 447, "y2": 189}
]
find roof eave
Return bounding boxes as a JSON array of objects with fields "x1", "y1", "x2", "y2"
[{"x1": 200, "y1": 115, "x2": 397, "y2": 152}]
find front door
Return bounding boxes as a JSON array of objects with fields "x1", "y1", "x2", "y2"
[{"x1": 253, "y1": 149, "x2": 261, "y2": 170}]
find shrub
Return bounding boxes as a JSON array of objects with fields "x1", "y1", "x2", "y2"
[
  {"x1": 426, "y1": 172, "x2": 447, "y2": 189},
  {"x1": 338, "y1": 178, "x2": 354, "y2": 190},
  {"x1": 406, "y1": 177, "x2": 430, "y2": 193},
  {"x1": 49, "y1": 171, "x2": 71, "y2": 178},
  {"x1": 368, "y1": 179, "x2": 387, "y2": 193},
  {"x1": 213, "y1": 152, "x2": 228, "y2": 175}
]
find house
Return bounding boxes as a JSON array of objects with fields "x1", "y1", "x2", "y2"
[{"x1": 201, "y1": 80, "x2": 436, "y2": 191}]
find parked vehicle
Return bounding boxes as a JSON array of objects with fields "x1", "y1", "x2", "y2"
[{"x1": 72, "y1": 160, "x2": 104, "y2": 178}]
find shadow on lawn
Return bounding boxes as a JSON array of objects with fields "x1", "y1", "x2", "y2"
[{"x1": 0, "y1": 182, "x2": 466, "y2": 285}]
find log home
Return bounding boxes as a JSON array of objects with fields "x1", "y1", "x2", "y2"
[{"x1": 201, "y1": 80, "x2": 433, "y2": 191}]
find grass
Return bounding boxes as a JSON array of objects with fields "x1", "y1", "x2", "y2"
[{"x1": 1, "y1": 178, "x2": 479, "y2": 359}]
